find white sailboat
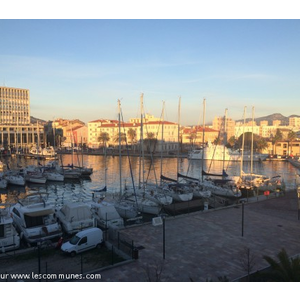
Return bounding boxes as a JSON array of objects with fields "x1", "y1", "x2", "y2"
[
  {"x1": 195, "y1": 101, "x2": 242, "y2": 199},
  {"x1": 113, "y1": 99, "x2": 140, "y2": 219}
]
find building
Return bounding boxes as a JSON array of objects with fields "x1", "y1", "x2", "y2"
[
  {"x1": 181, "y1": 126, "x2": 219, "y2": 146},
  {"x1": 87, "y1": 115, "x2": 179, "y2": 152},
  {"x1": 0, "y1": 86, "x2": 43, "y2": 150},
  {"x1": 234, "y1": 123, "x2": 260, "y2": 138},
  {"x1": 289, "y1": 117, "x2": 300, "y2": 128},
  {"x1": 53, "y1": 118, "x2": 87, "y2": 147},
  {"x1": 212, "y1": 116, "x2": 235, "y2": 141}
]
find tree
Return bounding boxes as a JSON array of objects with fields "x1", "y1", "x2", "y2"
[
  {"x1": 287, "y1": 130, "x2": 297, "y2": 156},
  {"x1": 98, "y1": 132, "x2": 110, "y2": 147},
  {"x1": 189, "y1": 132, "x2": 197, "y2": 146},
  {"x1": 144, "y1": 132, "x2": 157, "y2": 153},
  {"x1": 226, "y1": 136, "x2": 238, "y2": 148},
  {"x1": 255, "y1": 137, "x2": 268, "y2": 153},
  {"x1": 113, "y1": 132, "x2": 127, "y2": 145},
  {"x1": 127, "y1": 128, "x2": 137, "y2": 145},
  {"x1": 270, "y1": 129, "x2": 283, "y2": 155},
  {"x1": 213, "y1": 136, "x2": 222, "y2": 145},
  {"x1": 261, "y1": 248, "x2": 300, "y2": 281}
]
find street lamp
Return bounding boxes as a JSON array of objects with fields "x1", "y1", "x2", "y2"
[
  {"x1": 240, "y1": 199, "x2": 246, "y2": 237},
  {"x1": 152, "y1": 214, "x2": 167, "y2": 259}
]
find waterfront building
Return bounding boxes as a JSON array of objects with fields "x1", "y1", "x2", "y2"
[
  {"x1": 212, "y1": 116, "x2": 235, "y2": 141},
  {"x1": 88, "y1": 115, "x2": 178, "y2": 152},
  {"x1": 0, "y1": 86, "x2": 44, "y2": 150},
  {"x1": 181, "y1": 126, "x2": 219, "y2": 146},
  {"x1": 234, "y1": 123, "x2": 260, "y2": 139},
  {"x1": 53, "y1": 118, "x2": 87, "y2": 148}
]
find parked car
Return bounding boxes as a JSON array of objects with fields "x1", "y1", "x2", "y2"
[{"x1": 61, "y1": 227, "x2": 103, "y2": 257}]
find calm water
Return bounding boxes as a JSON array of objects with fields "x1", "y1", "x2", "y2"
[{"x1": 1, "y1": 154, "x2": 299, "y2": 205}]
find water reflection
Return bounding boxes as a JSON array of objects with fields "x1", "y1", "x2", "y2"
[{"x1": 1, "y1": 154, "x2": 299, "y2": 205}]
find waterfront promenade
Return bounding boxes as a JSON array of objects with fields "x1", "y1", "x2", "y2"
[{"x1": 99, "y1": 189, "x2": 300, "y2": 282}]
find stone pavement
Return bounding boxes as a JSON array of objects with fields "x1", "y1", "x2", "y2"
[{"x1": 98, "y1": 189, "x2": 300, "y2": 282}]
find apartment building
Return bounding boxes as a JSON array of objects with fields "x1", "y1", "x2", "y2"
[
  {"x1": 212, "y1": 116, "x2": 235, "y2": 141},
  {"x1": 0, "y1": 86, "x2": 43, "y2": 149},
  {"x1": 289, "y1": 117, "x2": 300, "y2": 128},
  {"x1": 182, "y1": 126, "x2": 219, "y2": 146},
  {"x1": 87, "y1": 115, "x2": 178, "y2": 152},
  {"x1": 52, "y1": 118, "x2": 87, "y2": 147}
]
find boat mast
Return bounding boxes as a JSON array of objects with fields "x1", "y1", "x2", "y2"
[
  {"x1": 240, "y1": 106, "x2": 247, "y2": 178},
  {"x1": 160, "y1": 100, "x2": 165, "y2": 185},
  {"x1": 223, "y1": 108, "x2": 228, "y2": 173},
  {"x1": 251, "y1": 106, "x2": 255, "y2": 178},
  {"x1": 177, "y1": 96, "x2": 181, "y2": 180},
  {"x1": 118, "y1": 99, "x2": 122, "y2": 196},
  {"x1": 140, "y1": 93, "x2": 145, "y2": 189},
  {"x1": 201, "y1": 98, "x2": 206, "y2": 182}
]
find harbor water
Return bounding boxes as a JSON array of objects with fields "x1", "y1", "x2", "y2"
[{"x1": 1, "y1": 154, "x2": 300, "y2": 205}]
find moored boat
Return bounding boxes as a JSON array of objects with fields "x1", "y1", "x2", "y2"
[{"x1": 10, "y1": 193, "x2": 62, "y2": 245}]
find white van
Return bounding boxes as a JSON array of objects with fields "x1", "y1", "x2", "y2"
[{"x1": 61, "y1": 227, "x2": 103, "y2": 256}]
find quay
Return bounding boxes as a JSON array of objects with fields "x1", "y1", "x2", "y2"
[{"x1": 98, "y1": 189, "x2": 300, "y2": 282}]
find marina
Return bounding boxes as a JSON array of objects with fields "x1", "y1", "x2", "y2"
[{"x1": 0, "y1": 154, "x2": 299, "y2": 212}]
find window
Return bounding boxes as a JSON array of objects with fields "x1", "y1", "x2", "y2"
[
  {"x1": 78, "y1": 236, "x2": 87, "y2": 245},
  {"x1": 0, "y1": 224, "x2": 4, "y2": 238}
]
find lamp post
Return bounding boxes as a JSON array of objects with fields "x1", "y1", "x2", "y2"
[
  {"x1": 152, "y1": 214, "x2": 167, "y2": 260},
  {"x1": 241, "y1": 199, "x2": 245, "y2": 237},
  {"x1": 162, "y1": 215, "x2": 166, "y2": 260}
]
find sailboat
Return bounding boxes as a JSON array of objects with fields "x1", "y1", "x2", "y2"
[
  {"x1": 120, "y1": 94, "x2": 167, "y2": 214},
  {"x1": 237, "y1": 107, "x2": 285, "y2": 195},
  {"x1": 159, "y1": 97, "x2": 193, "y2": 202},
  {"x1": 193, "y1": 101, "x2": 242, "y2": 199},
  {"x1": 113, "y1": 99, "x2": 140, "y2": 219}
]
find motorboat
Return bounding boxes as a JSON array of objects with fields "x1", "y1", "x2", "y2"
[
  {"x1": 188, "y1": 142, "x2": 268, "y2": 162},
  {"x1": 0, "y1": 207, "x2": 21, "y2": 252},
  {"x1": 4, "y1": 170, "x2": 26, "y2": 186},
  {"x1": 10, "y1": 193, "x2": 62, "y2": 245},
  {"x1": 88, "y1": 199, "x2": 124, "y2": 230},
  {"x1": 55, "y1": 201, "x2": 95, "y2": 235}
]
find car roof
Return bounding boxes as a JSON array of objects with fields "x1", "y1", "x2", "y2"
[{"x1": 76, "y1": 227, "x2": 101, "y2": 237}]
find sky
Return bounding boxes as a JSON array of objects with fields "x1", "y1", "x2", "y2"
[{"x1": 1, "y1": 6, "x2": 300, "y2": 127}]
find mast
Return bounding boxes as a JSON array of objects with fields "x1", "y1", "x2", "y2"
[
  {"x1": 177, "y1": 96, "x2": 181, "y2": 180},
  {"x1": 140, "y1": 93, "x2": 145, "y2": 189},
  {"x1": 240, "y1": 106, "x2": 247, "y2": 178},
  {"x1": 251, "y1": 106, "x2": 255, "y2": 177},
  {"x1": 118, "y1": 99, "x2": 122, "y2": 196},
  {"x1": 201, "y1": 98, "x2": 206, "y2": 182},
  {"x1": 160, "y1": 100, "x2": 165, "y2": 184},
  {"x1": 223, "y1": 108, "x2": 228, "y2": 173}
]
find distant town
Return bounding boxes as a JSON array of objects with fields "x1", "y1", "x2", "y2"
[{"x1": 1, "y1": 86, "x2": 300, "y2": 157}]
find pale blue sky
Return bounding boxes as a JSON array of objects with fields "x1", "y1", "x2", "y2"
[{"x1": 1, "y1": 19, "x2": 300, "y2": 125}]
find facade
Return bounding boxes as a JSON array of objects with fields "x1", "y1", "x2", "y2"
[
  {"x1": 234, "y1": 123, "x2": 260, "y2": 138},
  {"x1": 53, "y1": 118, "x2": 87, "y2": 148},
  {"x1": 0, "y1": 86, "x2": 43, "y2": 150},
  {"x1": 212, "y1": 116, "x2": 235, "y2": 140},
  {"x1": 181, "y1": 126, "x2": 219, "y2": 146},
  {"x1": 289, "y1": 117, "x2": 300, "y2": 128},
  {"x1": 87, "y1": 115, "x2": 179, "y2": 152}
]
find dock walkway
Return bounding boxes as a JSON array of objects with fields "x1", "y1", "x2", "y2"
[{"x1": 98, "y1": 189, "x2": 300, "y2": 282}]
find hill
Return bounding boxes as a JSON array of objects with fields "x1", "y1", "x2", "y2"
[
  {"x1": 30, "y1": 116, "x2": 47, "y2": 125},
  {"x1": 237, "y1": 113, "x2": 300, "y2": 126}
]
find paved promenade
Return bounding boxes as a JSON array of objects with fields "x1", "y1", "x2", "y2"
[{"x1": 99, "y1": 189, "x2": 300, "y2": 282}]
